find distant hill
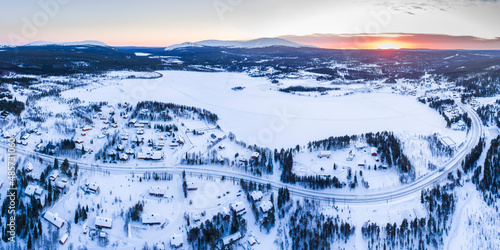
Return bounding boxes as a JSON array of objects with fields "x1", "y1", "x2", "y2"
[
  {"x1": 165, "y1": 38, "x2": 315, "y2": 50},
  {"x1": 24, "y1": 40, "x2": 109, "y2": 47}
]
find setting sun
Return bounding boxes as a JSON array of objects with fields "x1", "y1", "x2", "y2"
[{"x1": 377, "y1": 42, "x2": 400, "y2": 50}]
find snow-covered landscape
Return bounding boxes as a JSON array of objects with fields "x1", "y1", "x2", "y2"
[{"x1": 1, "y1": 1, "x2": 500, "y2": 249}]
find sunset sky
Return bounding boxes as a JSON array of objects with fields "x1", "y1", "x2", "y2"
[{"x1": 1, "y1": 0, "x2": 499, "y2": 49}]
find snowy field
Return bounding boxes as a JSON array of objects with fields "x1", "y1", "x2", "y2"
[{"x1": 63, "y1": 71, "x2": 460, "y2": 149}]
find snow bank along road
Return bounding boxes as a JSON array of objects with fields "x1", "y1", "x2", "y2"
[{"x1": 1, "y1": 105, "x2": 482, "y2": 205}]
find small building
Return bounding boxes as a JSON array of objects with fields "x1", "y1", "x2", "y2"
[
  {"x1": 371, "y1": 147, "x2": 378, "y2": 156},
  {"x1": 25, "y1": 184, "x2": 43, "y2": 197},
  {"x1": 22, "y1": 133, "x2": 30, "y2": 140},
  {"x1": 134, "y1": 123, "x2": 144, "y2": 128},
  {"x1": 25, "y1": 162, "x2": 34, "y2": 172},
  {"x1": 248, "y1": 236, "x2": 257, "y2": 246},
  {"x1": 222, "y1": 232, "x2": 242, "y2": 247},
  {"x1": 88, "y1": 182, "x2": 100, "y2": 193},
  {"x1": 75, "y1": 138, "x2": 84, "y2": 144},
  {"x1": 250, "y1": 191, "x2": 263, "y2": 202},
  {"x1": 82, "y1": 126, "x2": 92, "y2": 132},
  {"x1": 187, "y1": 182, "x2": 198, "y2": 191},
  {"x1": 358, "y1": 161, "x2": 366, "y2": 167},
  {"x1": 44, "y1": 211, "x2": 65, "y2": 229},
  {"x1": 260, "y1": 201, "x2": 274, "y2": 214},
  {"x1": 117, "y1": 144, "x2": 124, "y2": 151},
  {"x1": 107, "y1": 150, "x2": 116, "y2": 156},
  {"x1": 20, "y1": 140, "x2": 28, "y2": 146},
  {"x1": 142, "y1": 213, "x2": 162, "y2": 225},
  {"x1": 126, "y1": 148, "x2": 134, "y2": 155},
  {"x1": 50, "y1": 170, "x2": 59, "y2": 181},
  {"x1": 55, "y1": 181, "x2": 67, "y2": 191},
  {"x1": 97, "y1": 134, "x2": 106, "y2": 139},
  {"x1": 99, "y1": 232, "x2": 107, "y2": 239},
  {"x1": 318, "y1": 151, "x2": 331, "y2": 158},
  {"x1": 219, "y1": 207, "x2": 230, "y2": 219},
  {"x1": 170, "y1": 234, "x2": 183, "y2": 248},
  {"x1": 231, "y1": 202, "x2": 246, "y2": 216},
  {"x1": 151, "y1": 151, "x2": 164, "y2": 160},
  {"x1": 129, "y1": 119, "x2": 137, "y2": 125},
  {"x1": 59, "y1": 234, "x2": 69, "y2": 245},
  {"x1": 95, "y1": 217, "x2": 113, "y2": 229},
  {"x1": 149, "y1": 186, "x2": 166, "y2": 197},
  {"x1": 139, "y1": 120, "x2": 149, "y2": 125},
  {"x1": 137, "y1": 129, "x2": 144, "y2": 135}
]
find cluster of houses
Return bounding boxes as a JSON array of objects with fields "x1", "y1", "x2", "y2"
[{"x1": 250, "y1": 190, "x2": 274, "y2": 214}]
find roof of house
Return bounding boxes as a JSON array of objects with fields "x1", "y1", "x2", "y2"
[
  {"x1": 142, "y1": 213, "x2": 162, "y2": 224},
  {"x1": 44, "y1": 211, "x2": 65, "y2": 228},
  {"x1": 222, "y1": 232, "x2": 242, "y2": 246},
  {"x1": 170, "y1": 234, "x2": 183, "y2": 247},
  {"x1": 260, "y1": 201, "x2": 274, "y2": 213},
  {"x1": 231, "y1": 201, "x2": 245, "y2": 212},
  {"x1": 95, "y1": 216, "x2": 113, "y2": 228},
  {"x1": 250, "y1": 191, "x2": 263, "y2": 201}
]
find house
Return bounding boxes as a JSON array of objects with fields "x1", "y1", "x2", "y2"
[
  {"x1": 81, "y1": 132, "x2": 87, "y2": 136},
  {"x1": 75, "y1": 138, "x2": 84, "y2": 144},
  {"x1": 129, "y1": 119, "x2": 137, "y2": 125},
  {"x1": 134, "y1": 123, "x2": 144, "y2": 128},
  {"x1": 149, "y1": 186, "x2": 165, "y2": 197},
  {"x1": 371, "y1": 147, "x2": 378, "y2": 156},
  {"x1": 25, "y1": 162, "x2": 34, "y2": 172},
  {"x1": 117, "y1": 144, "x2": 124, "y2": 151},
  {"x1": 222, "y1": 232, "x2": 242, "y2": 247},
  {"x1": 121, "y1": 134, "x2": 129, "y2": 140},
  {"x1": 318, "y1": 151, "x2": 331, "y2": 158},
  {"x1": 126, "y1": 148, "x2": 134, "y2": 155},
  {"x1": 43, "y1": 211, "x2": 65, "y2": 229},
  {"x1": 111, "y1": 123, "x2": 118, "y2": 128},
  {"x1": 82, "y1": 126, "x2": 92, "y2": 132},
  {"x1": 25, "y1": 184, "x2": 43, "y2": 197},
  {"x1": 248, "y1": 236, "x2": 257, "y2": 246},
  {"x1": 358, "y1": 161, "x2": 366, "y2": 167},
  {"x1": 21, "y1": 133, "x2": 30, "y2": 140},
  {"x1": 251, "y1": 152, "x2": 260, "y2": 159},
  {"x1": 20, "y1": 140, "x2": 28, "y2": 146},
  {"x1": 107, "y1": 150, "x2": 116, "y2": 156},
  {"x1": 99, "y1": 232, "x2": 107, "y2": 239},
  {"x1": 139, "y1": 120, "x2": 149, "y2": 125},
  {"x1": 170, "y1": 234, "x2": 183, "y2": 248},
  {"x1": 88, "y1": 182, "x2": 100, "y2": 193},
  {"x1": 219, "y1": 145, "x2": 225, "y2": 150},
  {"x1": 137, "y1": 129, "x2": 144, "y2": 135},
  {"x1": 187, "y1": 182, "x2": 198, "y2": 191},
  {"x1": 250, "y1": 191, "x2": 263, "y2": 202},
  {"x1": 55, "y1": 181, "x2": 67, "y2": 191},
  {"x1": 219, "y1": 207, "x2": 230, "y2": 219},
  {"x1": 50, "y1": 170, "x2": 59, "y2": 181},
  {"x1": 230, "y1": 202, "x2": 246, "y2": 216},
  {"x1": 27, "y1": 172, "x2": 41, "y2": 182},
  {"x1": 142, "y1": 213, "x2": 162, "y2": 225},
  {"x1": 355, "y1": 142, "x2": 366, "y2": 150},
  {"x1": 151, "y1": 151, "x2": 164, "y2": 160},
  {"x1": 259, "y1": 201, "x2": 274, "y2": 213},
  {"x1": 95, "y1": 217, "x2": 113, "y2": 229},
  {"x1": 59, "y1": 234, "x2": 69, "y2": 245}
]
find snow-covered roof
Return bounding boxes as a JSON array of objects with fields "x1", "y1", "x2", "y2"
[
  {"x1": 251, "y1": 152, "x2": 260, "y2": 158},
  {"x1": 250, "y1": 191, "x2": 263, "y2": 201},
  {"x1": 25, "y1": 162, "x2": 33, "y2": 171},
  {"x1": 260, "y1": 200, "x2": 274, "y2": 213},
  {"x1": 170, "y1": 234, "x2": 183, "y2": 247},
  {"x1": 95, "y1": 216, "x2": 113, "y2": 228},
  {"x1": 25, "y1": 184, "x2": 43, "y2": 196},
  {"x1": 89, "y1": 182, "x2": 99, "y2": 192},
  {"x1": 149, "y1": 186, "x2": 165, "y2": 196},
  {"x1": 231, "y1": 201, "x2": 245, "y2": 212},
  {"x1": 222, "y1": 232, "x2": 242, "y2": 246},
  {"x1": 142, "y1": 213, "x2": 162, "y2": 224},
  {"x1": 44, "y1": 211, "x2": 65, "y2": 228}
]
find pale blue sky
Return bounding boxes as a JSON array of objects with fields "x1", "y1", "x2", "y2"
[{"x1": 1, "y1": 0, "x2": 499, "y2": 47}]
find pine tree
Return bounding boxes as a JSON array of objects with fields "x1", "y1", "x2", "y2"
[{"x1": 27, "y1": 234, "x2": 32, "y2": 249}]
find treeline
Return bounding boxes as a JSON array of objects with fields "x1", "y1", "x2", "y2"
[
  {"x1": 0, "y1": 98, "x2": 25, "y2": 116},
  {"x1": 473, "y1": 136, "x2": 500, "y2": 205},
  {"x1": 132, "y1": 101, "x2": 219, "y2": 124},
  {"x1": 187, "y1": 211, "x2": 247, "y2": 249},
  {"x1": 462, "y1": 138, "x2": 485, "y2": 173},
  {"x1": 455, "y1": 70, "x2": 500, "y2": 97},
  {"x1": 306, "y1": 135, "x2": 357, "y2": 151},
  {"x1": 279, "y1": 86, "x2": 340, "y2": 93},
  {"x1": 363, "y1": 185, "x2": 456, "y2": 249},
  {"x1": 476, "y1": 104, "x2": 500, "y2": 127},
  {"x1": 366, "y1": 132, "x2": 413, "y2": 175},
  {"x1": 287, "y1": 201, "x2": 355, "y2": 250}
]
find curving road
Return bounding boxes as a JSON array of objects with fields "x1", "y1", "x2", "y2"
[{"x1": 1, "y1": 104, "x2": 483, "y2": 205}]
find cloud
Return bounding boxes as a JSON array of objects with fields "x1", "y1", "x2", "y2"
[{"x1": 280, "y1": 33, "x2": 500, "y2": 49}]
